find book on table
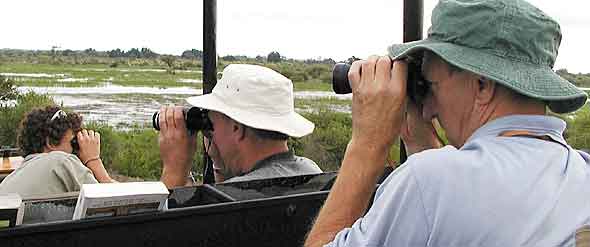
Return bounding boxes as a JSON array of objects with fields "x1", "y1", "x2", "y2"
[
  {"x1": 73, "y1": 182, "x2": 169, "y2": 220},
  {"x1": 0, "y1": 193, "x2": 24, "y2": 228}
]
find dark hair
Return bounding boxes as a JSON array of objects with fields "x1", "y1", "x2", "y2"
[
  {"x1": 221, "y1": 113, "x2": 290, "y2": 141},
  {"x1": 17, "y1": 106, "x2": 83, "y2": 156},
  {"x1": 247, "y1": 127, "x2": 289, "y2": 141}
]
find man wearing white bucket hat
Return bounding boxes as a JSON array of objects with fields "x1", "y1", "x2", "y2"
[
  {"x1": 159, "y1": 64, "x2": 321, "y2": 187},
  {"x1": 306, "y1": 0, "x2": 590, "y2": 246}
]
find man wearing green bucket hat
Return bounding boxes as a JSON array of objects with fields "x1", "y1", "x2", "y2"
[{"x1": 306, "y1": 0, "x2": 590, "y2": 246}]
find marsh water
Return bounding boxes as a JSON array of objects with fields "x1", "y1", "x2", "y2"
[
  {"x1": 8, "y1": 66, "x2": 588, "y2": 129},
  {"x1": 16, "y1": 83, "x2": 589, "y2": 129},
  {"x1": 17, "y1": 85, "x2": 352, "y2": 128}
]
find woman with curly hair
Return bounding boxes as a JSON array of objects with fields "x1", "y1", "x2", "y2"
[{"x1": 0, "y1": 106, "x2": 115, "y2": 197}]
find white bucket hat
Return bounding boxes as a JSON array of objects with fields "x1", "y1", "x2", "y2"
[{"x1": 186, "y1": 64, "x2": 314, "y2": 137}]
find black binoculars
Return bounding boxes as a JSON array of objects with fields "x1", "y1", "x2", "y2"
[
  {"x1": 71, "y1": 137, "x2": 79, "y2": 153},
  {"x1": 331, "y1": 57, "x2": 430, "y2": 104},
  {"x1": 152, "y1": 107, "x2": 213, "y2": 132}
]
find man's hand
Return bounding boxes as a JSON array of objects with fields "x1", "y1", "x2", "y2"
[
  {"x1": 159, "y1": 106, "x2": 197, "y2": 188},
  {"x1": 348, "y1": 56, "x2": 408, "y2": 156},
  {"x1": 305, "y1": 56, "x2": 408, "y2": 247},
  {"x1": 400, "y1": 101, "x2": 443, "y2": 155}
]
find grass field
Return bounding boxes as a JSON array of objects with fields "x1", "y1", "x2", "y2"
[
  {"x1": 0, "y1": 63, "x2": 333, "y2": 91},
  {"x1": 1, "y1": 63, "x2": 203, "y2": 87}
]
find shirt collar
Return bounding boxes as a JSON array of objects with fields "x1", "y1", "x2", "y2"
[
  {"x1": 22, "y1": 151, "x2": 70, "y2": 163},
  {"x1": 252, "y1": 150, "x2": 293, "y2": 167},
  {"x1": 239, "y1": 150, "x2": 294, "y2": 177},
  {"x1": 464, "y1": 114, "x2": 566, "y2": 146}
]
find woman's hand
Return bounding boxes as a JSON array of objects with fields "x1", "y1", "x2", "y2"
[{"x1": 77, "y1": 129, "x2": 101, "y2": 165}]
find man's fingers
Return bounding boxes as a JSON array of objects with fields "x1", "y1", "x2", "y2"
[
  {"x1": 159, "y1": 106, "x2": 167, "y2": 132},
  {"x1": 361, "y1": 55, "x2": 379, "y2": 85},
  {"x1": 349, "y1": 55, "x2": 380, "y2": 94},
  {"x1": 375, "y1": 56, "x2": 392, "y2": 89},
  {"x1": 165, "y1": 105, "x2": 176, "y2": 129},
  {"x1": 349, "y1": 60, "x2": 363, "y2": 93},
  {"x1": 391, "y1": 60, "x2": 408, "y2": 96},
  {"x1": 173, "y1": 106, "x2": 185, "y2": 129}
]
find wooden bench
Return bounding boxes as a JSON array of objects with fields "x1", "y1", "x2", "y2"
[{"x1": 0, "y1": 148, "x2": 23, "y2": 182}]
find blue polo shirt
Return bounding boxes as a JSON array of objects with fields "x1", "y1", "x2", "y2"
[{"x1": 328, "y1": 115, "x2": 590, "y2": 246}]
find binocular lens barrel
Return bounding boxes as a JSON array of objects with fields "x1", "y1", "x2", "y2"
[
  {"x1": 332, "y1": 63, "x2": 353, "y2": 94},
  {"x1": 152, "y1": 112, "x2": 162, "y2": 131},
  {"x1": 152, "y1": 107, "x2": 212, "y2": 132},
  {"x1": 331, "y1": 61, "x2": 429, "y2": 103}
]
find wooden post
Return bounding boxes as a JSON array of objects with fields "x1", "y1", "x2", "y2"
[{"x1": 202, "y1": 0, "x2": 217, "y2": 184}]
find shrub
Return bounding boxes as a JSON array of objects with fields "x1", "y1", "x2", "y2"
[
  {"x1": 82, "y1": 123, "x2": 161, "y2": 179},
  {"x1": 291, "y1": 109, "x2": 352, "y2": 171},
  {"x1": 0, "y1": 76, "x2": 18, "y2": 101},
  {"x1": 84, "y1": 123, "x2": 206, "y2": 181},
  {"x1": 560, "y1": 105, "x2": 590, "y2": 151},
  {"x1": 290, "y1": 109, "x2": 404, "y2": 171},
  {"x1": 0, "y1": 92, "x2": 55, "y2": 147}
]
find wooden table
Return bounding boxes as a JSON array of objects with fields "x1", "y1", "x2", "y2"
[{"x1": 0, "y1": 156, "x2": 23, "y2": 181}]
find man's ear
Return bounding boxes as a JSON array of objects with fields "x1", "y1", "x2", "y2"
[
  {"x1": 476, "y1": 77, "x2": 496, "y2": 104},
  {"x1": 232, "y1": 121, "x2": 247, "y2": 141}
]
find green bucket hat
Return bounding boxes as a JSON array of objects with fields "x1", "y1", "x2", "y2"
[{"x1": 388, "y1": 0, "x2": 587, "y2": 114}]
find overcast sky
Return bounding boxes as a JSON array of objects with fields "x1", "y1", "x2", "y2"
[{"x1": 1, "y1": 0, "x2": 588, "y2": 73}]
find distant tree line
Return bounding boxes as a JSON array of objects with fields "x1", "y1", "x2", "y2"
[
  {"x1": 556, "y1": 69, "x2": 590, "y2": 88},
  {"x1": 181, "y1": 49, "x2": 203, "y2": 59},
  {"x1": 2, "y1": 48, "x2": 588, "y2": 88},
  {"x1": 0, "y1": 48, "x2": 342, "y2": 65},
  {"x1": 106, "y1": 48, "x2": 158, "y2": 58}
]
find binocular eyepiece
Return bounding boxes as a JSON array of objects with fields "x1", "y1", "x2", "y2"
[
  {"x1": 331, "y1": 58, "x2": 430, "y2": 104},
  {"x1": 152, "y1": 107, "x2": 213, "y2": 132}
]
